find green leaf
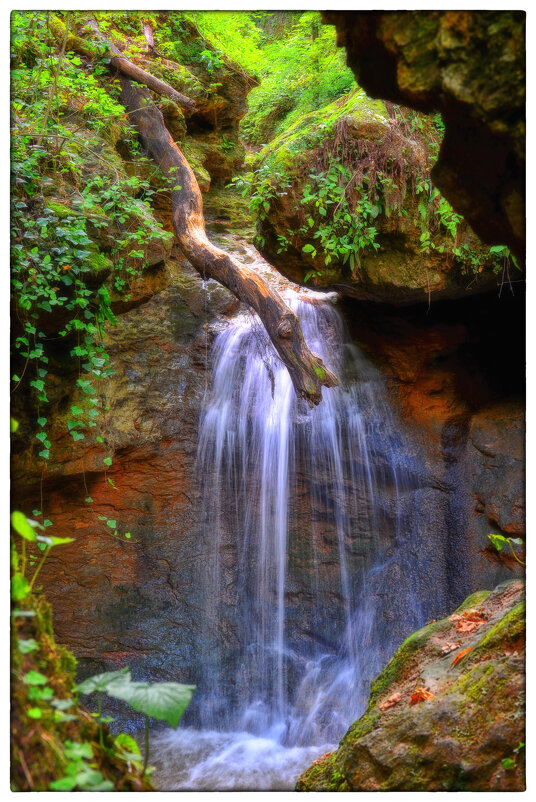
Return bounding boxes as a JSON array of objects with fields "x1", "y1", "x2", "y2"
[
  {"x1": 85, "y1": 497, "x2": 93, "y2": 503},
  {"x1": 28, "y1": 685, "x2": 53, "y2": 701},
  {"x1": 11, "y1": 574, "x2": 30, "y2": 601},
  {"x1": 39, "y1": 449, "x2": 50, "y2": 459},
  {"x1": 488, "y1": 533, "x2": 506, "y2": 552},
  {"x1": 43, "y1": 519, "x2": 53, "y2": 527},
  {"x1": 49, "y1": 536, "x2": 75, "y2": 546},
  {"x1": 103, "y1": 457, "x2": 112, "y2": 467},
  {"x1": 50, "y1": 776, "x2": 78, "y2": 791},
  {"x1": 65, "y1": 740, "x2": 94, "y2": 760},
  {"x1": 76, "y1": 667, "x2": 131, "y2": 695},
  {"x1": 18, "y1": 638, "x2": 39, "y2": 654},
  {"x1": 50, "y1": 698, "x2": 74, "y2": 710},
  {"x1": 71, "y1": 431, "x2": 85, "y2": 442},
  {"x1": 24, "y1": 670, "x2": 48, "y2": 686},
  {"x1": 106, "y1": 520, "x2": 117, "y2": 529},
  {"x1": 27, "y1": 707, "x2": 42, "y2": 719},
  {"x1": 37, "y1": 417, "x2": 47, "y2": 427},
  {"x1": 11, "y1": 511, "x2": 36, "y2": 542},
  {"x1": 70, "y1": 405, "x2": 84, "y2": 415},
  {"x1": 114, "y1": 732, "x2": 140, "y2": 757},
  {"x1": 54, "y1": 711, "x2": 78, "y2": 723},
  {"x1": 10, "y1": 417, "x2": 19, "y2": 432},
  {"x1": 107, "y1": 679, "x2": 195, "y2": 728}
]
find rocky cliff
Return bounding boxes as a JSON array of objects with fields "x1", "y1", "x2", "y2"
[{"x1": 322, "y1": 11, "x2": 525, "y2": 262}]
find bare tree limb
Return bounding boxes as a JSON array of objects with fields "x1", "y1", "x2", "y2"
[
  {"x1": 119, "y1": 78, "x2": 337, "y2": 405},
  {"x1": 58, "y1": 17, "x2": 338, "y2": 404},
  {"x1": 141, "y1": 19, "x2": 163, "y2": 58},
  {"x1": 86, "y1": 19, "x2": 196, "y2": 110}
]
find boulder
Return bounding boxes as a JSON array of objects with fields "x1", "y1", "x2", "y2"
[
  {"x1": 297, "y1": 580, "x2": 525, "y2": 791},
  {"x1": 253, "y1": 90, "x2": 506, "y2": 305}
]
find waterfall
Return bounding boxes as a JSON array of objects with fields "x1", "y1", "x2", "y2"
[{"x1": 151, "y1": 288, "x2": 432, "y2": 789}]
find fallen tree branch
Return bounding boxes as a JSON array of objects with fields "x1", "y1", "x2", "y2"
[
  {"x1": 119, "y1": 78, "x2": 337, "y2": 404},
  {"x1": 141, "y1": 19, "x2": 163, "y2": 58},
  {"x1": 60, "y1": 17, "x2": 337, "y2": 404},
  {"x1": 86, "y1": 19, "x2": 196, "y2": 110}
]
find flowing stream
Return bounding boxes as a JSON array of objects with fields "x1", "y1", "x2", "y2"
[{"x1": 151, "y1": 263, "x2": 430, "y2": 790}]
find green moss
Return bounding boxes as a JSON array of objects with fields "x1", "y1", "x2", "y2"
[
  {"x1": 368, "y1": 618, "x2": 451, "y2": 706},
  {"x1": 258, "y1": 89, "x2": 387, "y2": 174},
  {"x1": 471, "y1": 602, "x2": 525, "y2": 657},
  {"x1": 453, "y1": 589, "x2": 491, "y2": 614}
]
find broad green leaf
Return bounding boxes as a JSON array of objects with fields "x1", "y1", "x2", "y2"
[
  {"x1": 11, "y1": 574, "x2": 30, "y2": 601},
  {"x1": 114, "y1": 732, "x2": 140, "y2": 757},
  {"x1": 65, "y1": 740, "x2": 93, "y2": 760},
  {"x1": 51, "y1": 698, "x2": 74, "y2": 710},
  {"x1": 76, "y1": 667, "x2": 131, "y2": 695},
  {"x1": 49, "y1": 536, "x2": 75, "y2": 546},
  {"x1": 11, "y1": 511, "x2": 36, "y2": 542},
  {"x1": 488, "y1": 533, "x2": 506, "y2": 551},
  {"x1": 28, "y1": 707, "x2": 42, "y2": 719},
  {"x1": 50, "y1": 776, "x2": 77, "y2": 791},
  {"x1": 18, "y1": 638, "x2": 39, "y2": 654},
  {"x1": 10, "y1": 417, "x2": 19, "y2": 432},
  {"x1": 24, "y1": 670, "x2": 48, "y2": 686},
  {"x1": 107, "y1": 680, "x2": 195, "y2": 728},
  {"x1": 28, "y1": 685, "x2": 53, "y2": 701}
]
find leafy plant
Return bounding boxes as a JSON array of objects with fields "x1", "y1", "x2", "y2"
[
  {"x1": 77, "y1": 670, "x2": 195, "y2": 774},
  {"x1": 11, "y1": 511, "x2": 74, "y2": 599},
  {"x1": 76, "y1": 668, "x2": 131, "y2": 747},
  {"x1": 488, "y1": 533, "x2": 525, "y2": 566}
]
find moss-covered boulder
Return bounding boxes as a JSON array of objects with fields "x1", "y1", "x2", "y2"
[
  {"x1": 252, "y1": 89, "x2": 507, "y2": 305},
  {"x1": 297, "y1": 580, "x2": 525, "y2": 791}
]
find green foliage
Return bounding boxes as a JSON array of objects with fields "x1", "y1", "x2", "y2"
[
  {"x1": 108, "y1": 679, "x2": 196, "y2": 729},
  {"x1": 488, "y1": 533, "x2": 525, "y2": 566},
  {"x1": 11, "y1": 511, "x2": 74, "y2": 598},
  {"x1": 11, "y1": 10, "x2": 171, "y2": 472},
  {"x1": 49, "y1": 741, "x2": 114, "y2": 791},
  {"x1": 77, "y1": 669, "x2": 195, "y2": 774},
  {"x1": 76, "y1": 667, "x2": 131, "y2": 695}
]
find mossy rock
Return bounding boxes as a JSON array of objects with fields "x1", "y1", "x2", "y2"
[
  {"x1": 252, "y1": 90, "x2": 501, "y2": 306},
  {"x1": 297, "y1": 580, "x2": 525, "y2": 791}
]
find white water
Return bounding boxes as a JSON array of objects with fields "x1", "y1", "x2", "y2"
[{"x1": 152, "y1": 285, "x2": 420, "y2": 790}]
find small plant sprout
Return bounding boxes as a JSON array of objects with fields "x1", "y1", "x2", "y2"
[{"x1": 488, "y1": 533, "x2": 525, "y2": 566}]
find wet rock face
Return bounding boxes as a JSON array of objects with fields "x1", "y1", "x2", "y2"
[
  {"x1": 297, "y1": 579, "x2": 525, "y2": 791},
  {"x1": 322, "y1": 11, "x2": 525, "y2": 261},
  {"x1": 12, "y1": 255, "x2": 236, "y2": 689},
  {"x1": 343, "y1": 289, "x2": 525, "y2": 594},
  {"x1": 11, "y1": 271, "x2": 524, "y2": 724}
]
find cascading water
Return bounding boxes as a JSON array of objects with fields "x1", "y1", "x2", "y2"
[{"x1": 151, "y1": 281, "x2": 435, "y2": 790}]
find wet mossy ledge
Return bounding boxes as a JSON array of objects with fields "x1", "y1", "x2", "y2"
[{"x1": 297, "y1": 580, "x2": 525, "y2": 792}]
